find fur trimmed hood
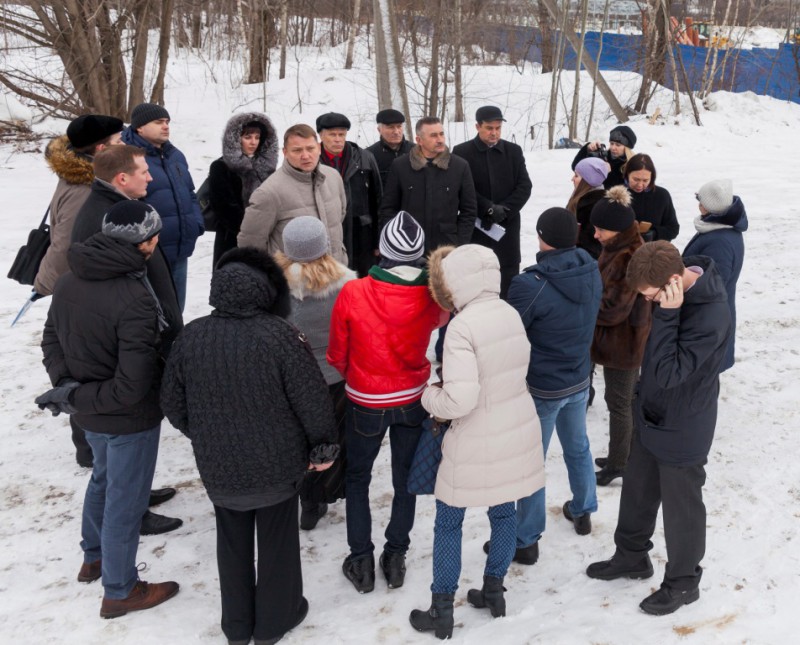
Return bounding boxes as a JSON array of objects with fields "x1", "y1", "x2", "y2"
[
  {"x1": 409, "y1": 144, "x2": 451, "y2": 171},
  {"x1": 221, "y1": 112, "x2": 279, "y2": 179},
  {"x1": 211, "y1": 246, "x2": 291, "y2": 318},
  {"x1": 45, "y1": 135, "x2": 94, "y2": 185},
  {"x1": 428, "y1": 244, "x2": 501, "y2": 313}
]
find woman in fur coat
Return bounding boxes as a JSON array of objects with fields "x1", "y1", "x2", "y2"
[
  {"x1": 209, "y1": 112, "x2": 279, "y2": 266},
  {"x1": 274, "y1": 216, "x2": 357, "y2": 530},
  {"x1": 409, "y1": 244, "x2": 544, "y2": 640},
  {"x1": 589, "y1": 187, "x2": 653, "y2": 486}
]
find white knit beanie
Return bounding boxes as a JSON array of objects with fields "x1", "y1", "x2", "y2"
[{"x1": 697, "y1": 179, "x2": 734, "y2": 214}]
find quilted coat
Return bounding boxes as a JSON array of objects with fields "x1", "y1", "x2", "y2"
[{"x1": 423, "y1": 245, "x2": 544, "y2": 508}]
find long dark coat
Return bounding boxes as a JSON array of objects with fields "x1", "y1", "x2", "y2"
[
  {"x1": 366, "y1": 137, "x2": 413, "y2": 188},
  {"x1": 451, "y1": 136, "x2": 532, "y2": 269}
]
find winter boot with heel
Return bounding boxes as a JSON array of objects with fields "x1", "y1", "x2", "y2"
[
  {"x1": 409, "y1": 593, "x2": 455, "y2": 639},
  {"x1": 467, "y1": 575, "x2": 506, "y2": 617}
]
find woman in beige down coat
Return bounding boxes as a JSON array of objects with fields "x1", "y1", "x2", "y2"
[{"x1": 409, "y1": 244, "x2": 544, "y2": 640}]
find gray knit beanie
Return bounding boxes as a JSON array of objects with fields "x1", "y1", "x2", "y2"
[
  {"x1": 130, "y1": 103, "x2": 170, "y2": 130},
  {"x1": 575, "y1": 158, "x2": 610, "y2": 188},
  {"x1": 282, "y1": 216, "x2": 330, "y2": 262},
  {"x1": 696, "y1": 179, "x2": 734, "y2": 214},
  {"x1": 379, "y1": 211, "x2": 425, "y2": 264},
  {"x1": 102, "y1": 200, "x2": 162, "y2": 244}
]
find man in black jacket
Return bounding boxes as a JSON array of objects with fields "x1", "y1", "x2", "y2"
[
  {"x1": 453, "y1": 106, "x2": 532, "y2": 299},
  {"x1": 378, "y1": 116, "x2": 477, "y2": 253},
  {"x1": 586, "y1": 241, "x2": 731, "y2": 616},
  {"x1": 37, "y1": 201, "x2": 180, "y2": 619},
  {"x1": 317, "y1": 112, "x2": 383, "y2": 277},
  {"x1": 366, "y1": 109, "x2": 413, "y2": 188},
  {"x1": 71, "y1": 145, "x2": 184, "y2": 537}
]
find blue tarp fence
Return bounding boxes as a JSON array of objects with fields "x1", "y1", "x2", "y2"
[{"x1": 487, "y1": 28, "x2": 799, "y2": 103}]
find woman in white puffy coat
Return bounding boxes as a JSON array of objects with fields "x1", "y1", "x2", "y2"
[{"x1": 409, "y1": 244, "x2": 544, "y2": 640}]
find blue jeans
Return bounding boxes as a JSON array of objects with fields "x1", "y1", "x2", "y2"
[
  {"x1": 516, "y1": 388, "x2": 597, "y2": 548},
  {"x1": 171, "y1": 256, "x2": 188, "y2": 312},
  {"x1": 82, "y1": 426, "x2": 161, "y2": 599},
  {"x1": 344, "y1": 400, "x2": 426, "y2": 560},
  {"x1": 431, "y1": 500, "x2": 516, "y2": 594}
]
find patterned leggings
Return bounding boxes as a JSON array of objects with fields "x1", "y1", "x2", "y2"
[{"x1": 430, "y1": 499, "x2": 516, "y2": 594}]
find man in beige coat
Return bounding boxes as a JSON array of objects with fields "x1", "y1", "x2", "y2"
[{"x1": 237, "y1": 124, "x2": 348, "y2": 265}]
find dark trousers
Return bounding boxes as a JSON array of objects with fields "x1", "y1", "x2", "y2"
[
  {"x1": 344, "y1": 400, "x2": 426, "y2": 560},
  {"x1": 602, "y1": 366, "x2": 639, "y2": 469},
  {"x1": 214, "y1": 495, "x2": 305, "y2": 642},
  {"x1": 71, "y1": 415, "x2": 93, "y2": 467},
  {"x1": 614, "y1": 432, "x2": 707, "y2": 591},
  {"x1": 499, "y1": 263, "x2": 519, "y2": 301}
]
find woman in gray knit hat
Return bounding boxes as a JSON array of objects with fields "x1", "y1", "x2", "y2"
[{"x1": 274, "y1": 216, "x2": 357, "y2": 530}]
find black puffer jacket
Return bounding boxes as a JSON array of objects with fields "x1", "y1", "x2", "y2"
[
  {"x1": 42, "y1": 234, "x2": 163, "y2": 435},
  {"x1": 160, "y1": 247, "x2": 337, "y2": 502},
  {"x1": 71, "y1": 179, "x2": 183, "y2": 356}
]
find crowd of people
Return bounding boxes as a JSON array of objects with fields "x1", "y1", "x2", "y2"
[{"x1": 30, "y1": 104, "x2": 747, "y2": 643}]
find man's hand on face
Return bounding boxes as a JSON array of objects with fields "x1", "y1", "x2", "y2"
[{"x1": 659, "y1": 277, "x2": 684, "y2": 309}]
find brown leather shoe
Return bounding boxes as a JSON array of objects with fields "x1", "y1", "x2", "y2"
[
  {"x1": 100, "y1": 580, "x2": 179, "y2": 619},
  {"x1": 77, "y1": 560, "x2": 101, "y2": 583}
]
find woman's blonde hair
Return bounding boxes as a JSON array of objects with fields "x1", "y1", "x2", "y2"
[
  {"x1": 274, "y1": 251, "x2": 347, "y2": 292},
  {"x1": 566, "y1": 179, "x2": 596, "y2": 214}
]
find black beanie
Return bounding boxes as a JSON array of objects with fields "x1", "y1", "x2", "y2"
[
  {"x1": 316, "y1": 112, "x2": 351, "y2": 132},
  {"x1": 590, "y1": 186, "x2": 636, "y2": 232},
  {"x1": 376, "y1": 109, "x2": 406, "y2": 125},
  {"x1": 609, "y1": 125, "x2": 636, "y2": 149},
  {"x1": 537, "y1": 208, "x2": 578, "y2": 249},
  {"x1": 66, "y1": 114, "x2": 124, "y2": 149},
  {"x1": 102, "y1": 200, "x2": 162, "y2": 244},
  {"x1": 130, "y1": 103, "x2": 170, "y2": 130}
]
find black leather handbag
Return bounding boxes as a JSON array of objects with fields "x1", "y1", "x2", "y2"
[{"x1": 7, "y1": 207, "x2": 50, "y2": 286}]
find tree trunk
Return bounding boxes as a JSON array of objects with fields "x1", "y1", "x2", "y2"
[
  {"x1": 453, "y1": 0, "x2": 464, "y2": 122},
  {"x1": 345, "y1": 0, "x2": 362, "y2": 69},
  {"x1": 279, "y1": 1, "x2": 289, "y2": 79},
  {"x1": 128, "y1": 0, "x2": 152, "y2": 112},
  {"x1": 428, "y1": 0, "x2": 444, "y2": 117},
  {"x1": 373, "y1": 0, "x2": 411, "y2": 138},
  {"x1": 586, "y1": 0, "x2": 611, "y2": 140},
  {"x1": 538, "y1": 0, "x2": 554, "y2": 73},
  {"x1": 150, "y1": 0, "x2": 175, "y2": 106},
  {"x1": 570, "y1": 0, "x2": 590, "y2": 139}
]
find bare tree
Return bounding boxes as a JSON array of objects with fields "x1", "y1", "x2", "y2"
[
  {"x1": 345, "y1": 0, "x2": 363, "y2": 69},
  {"x1": 0, "y1": 1, "x2": 171, "y2": 119}
]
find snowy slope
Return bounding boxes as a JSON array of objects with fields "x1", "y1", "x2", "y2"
[{"x1": 0, "y1": 41, "x2": 799, "y2": 644}]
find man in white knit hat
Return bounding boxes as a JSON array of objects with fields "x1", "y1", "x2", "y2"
[{"x1": 327, "y1": 211, "x2": 449, "y2": 595}]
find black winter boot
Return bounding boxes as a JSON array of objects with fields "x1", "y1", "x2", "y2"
[
  {"x1": 409, "y1": 593, "x2": 455, "y2": 640},
  {"x1": 467, "y1": 575, "x2": 506, "y2": 617}
]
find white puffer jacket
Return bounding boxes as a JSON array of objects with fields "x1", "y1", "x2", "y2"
[{"x1": 422, "y1": 245, "x2": 544, "y2": 508}]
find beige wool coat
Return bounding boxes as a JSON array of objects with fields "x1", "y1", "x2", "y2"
[
  {"x1": 422, "y1": 245, "x2": 544, "y2": 508},
  {"x1": 237, "y1": 161, "x2": 348, "y2": 264}
]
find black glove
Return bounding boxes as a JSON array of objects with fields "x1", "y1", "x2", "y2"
[
  {"x1": 488, "y1": 204, "x2": 508, "y2": 224},
  {"x1": 35, "y1": 381, "x2": 79, "y2": 417},
  {"x1": 309, "y1": 442, "x2": 341, "y2": 465},
  {"x1": 479, "y1": 211, "x2": 494, "y2": 231}
]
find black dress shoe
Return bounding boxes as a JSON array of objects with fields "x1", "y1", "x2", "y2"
[
  {"x1": 483, "y1": 539, "x2": 539, "y2": 565},
  {"x1": 562, "y1": 501, "x2": 592, "y2": 535},
  {"x1": 640, "y1": 584, "x2": 699, "y2": 615},
  {"x1": 586, "y1": 555, "x2": 654, "y2": 581},
  {"x1": 299, "y1": 501, "x2": 328, "y2": 531},
  {"x1": 140, "y1": 510, "x2": 183, "y2": 536},
  {"x1": 594, "y1": 456, "x2": 608, "y2": 468},
  {"x1": 596, "y1": 465, "x2": 625, "y2": 486},
  {"x1": 148, "y1": 488, "x2": 176, "y2": 507}
]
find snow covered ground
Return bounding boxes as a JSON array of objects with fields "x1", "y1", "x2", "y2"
[{"x1": 1, "y1": 39, "x2": 799, "y2": 644}]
